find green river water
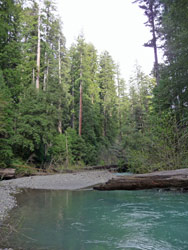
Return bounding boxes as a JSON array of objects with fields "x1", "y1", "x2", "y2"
[{"x1": 1, "y1": 189, "x2": 188, "y2": 250}]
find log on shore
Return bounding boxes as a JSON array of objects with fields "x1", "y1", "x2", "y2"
[
  {"x1": 0, "y1": 168, "x2": 16, "y2": 179},
  {"x1": 94, "y1": 168, "x2": 188, "y2": 191}
]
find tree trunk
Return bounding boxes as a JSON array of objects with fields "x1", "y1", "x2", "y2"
[
  {"x1": 79, "y1": 54, "x2": 83, "y2": 136},
  {"x1": 79, "y1": 82, "x2": 83, "y2": 136},
  {"x1": 71, "y1": 82, "x2": 75, "y2": 129},
  {"x1": 43, "y1": 52, "x2": 48, "y2": 91},
  {"x1": 36, "y1": 7, "x2": 41, "y2": 90},
  {"x1": 58, "y1": 38, "x2": 62, "y2": 85},
  {"x1": 33, "y1": 68, "x2": 35, "y2": 85},
  {"x1": 58, "y1": 38, "x2": 62, "y2": 134},
  {"x1": 150, "y1": 3, "x2": 159, "y2": 85},
  {"x1": 94, "y1": 169, "x2": 188, "y2": 191},
  {"x1": 116, "y1": 66, "x2": 122, "y2": 140},
  {"x1": 0, "y1": 169, "x2": 16, "y2": 179}
]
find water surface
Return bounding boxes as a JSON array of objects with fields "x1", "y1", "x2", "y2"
[{"x1": 1, "y1": 189, "x2": 188, "y2": 250}]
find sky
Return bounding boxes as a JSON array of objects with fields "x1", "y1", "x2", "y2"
[{"x1": 56, "y1": 0, "x2": 158, "y2": 81}]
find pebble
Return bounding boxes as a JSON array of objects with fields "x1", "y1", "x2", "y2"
[
  {"x1": 0, "y1": 249, "x2": 13, "y2": 250},
  {"x1": 0, "y1": 185, "x2": 18, "y2": 223}
]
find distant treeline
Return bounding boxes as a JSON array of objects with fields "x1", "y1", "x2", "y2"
[{"x1": 0, "y1": 0, "x2": 188, "y2": 174}]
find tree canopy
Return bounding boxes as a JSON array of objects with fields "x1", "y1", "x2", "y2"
[{"x1": 0, "y1": 0, "x2": 188, "y2": 174}]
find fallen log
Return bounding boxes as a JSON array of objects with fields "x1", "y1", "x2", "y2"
[
  {"x1": 94, "y1": 168, "x2": 188, "y2": 191},
  {"x1": 84, "y1": 164, "x2": 119, "y2": 171},
  {"x1": 0, "y1": 168, "x2": 16, "y2": 180}
]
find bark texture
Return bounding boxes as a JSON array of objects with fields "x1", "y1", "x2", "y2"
[
  {"x1": 0, "y1": 169, "x2": 16, "y2": 179},
  {"x1": 94, "y1": 169, "x2": 188, "y2": 191},
  {"x1": 36, "y1": 8, "x2": 41, "y2": 90}
]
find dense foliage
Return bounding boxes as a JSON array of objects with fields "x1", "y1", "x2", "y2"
[
  {"x1": 127, "y1": 0, "x2": 188, "y2": 173},
  {"x1": 0, "y1": 0, "x2": 188, "y2": 173}
]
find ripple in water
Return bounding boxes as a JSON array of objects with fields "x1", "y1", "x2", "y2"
[{"x1": 1, "y1": 189, "x2": 188, "y2": 250}]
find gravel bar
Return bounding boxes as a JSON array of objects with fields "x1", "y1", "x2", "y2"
[{"x1": 0, "y1": 170, "x2": 114, "y2": 223}]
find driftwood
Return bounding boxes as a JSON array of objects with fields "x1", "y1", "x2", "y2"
[
  {"x1": 0, "y1": 168, "x2": 16, "y2": 179},
  {"x1": 84, "y1": 165, "x2": 118, "y2": 171},
  {"x1": 94, "y1": 168, "x2": 188, "y2": 191}
]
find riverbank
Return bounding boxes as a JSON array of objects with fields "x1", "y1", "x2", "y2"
[
  {"x1": 0, "y1": 170, "x2": 115, "y2": 223},
  {"x1": 2, "y1": 168, "x2": 188, "y2": 226}
]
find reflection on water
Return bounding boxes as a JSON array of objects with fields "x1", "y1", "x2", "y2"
[{"x1": 1, "y1": 189, "x2": 188, "y2": 250}]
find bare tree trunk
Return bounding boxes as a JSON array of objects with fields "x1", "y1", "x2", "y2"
[
  {"x1": 79, "y1": 82, "x2": 83, "y2": 136},
  {"x1": 46, "y1": 60, "x2": 49, "y2": 89},
  {"x1": 58, "y1": 39, "x2": 61, "y2": 85},
  {"x1": 33, "y1": 68, "x2": 35, "y2": 85},
  {"x1": 79, "y1": 53, "x2": 83, "y2": 136},
  {"x1": 43, "y1": 61, "x2": 49, "y2": 91},
  {"x1": 116, "y1": 68, "x2": 122, "y2": 141},
  {"x1": 58, "y1": 38, "x2": 62, "y2": 134},
  {"x1": 36, "y1": 7, "x2": 41, "y2": 90},
  {"x1": 94, "y1": 169, "x2": 188, "y2": 191},
  {"x1": 91, "y1": 96, "x2": 94, "y2": 104},
  {"x1": 58, "y1": 110, "x2": 62, "y2": 134},
  {"x1": 43, "y1": 52, "x2": 48, "y2": 91},
  {"x1": 150, "y1": 3, "x2": 159, "y2": 85},
  {"x1": 71, "y1": 82, "x2": 75, "y2": 129},
  {"x1": 43, "y1": 4, "x2": 50, "y2": 91}
]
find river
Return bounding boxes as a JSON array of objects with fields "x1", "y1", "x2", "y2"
[{"x1": 1, "y1": 189, "x2": 188, "y2": 249}]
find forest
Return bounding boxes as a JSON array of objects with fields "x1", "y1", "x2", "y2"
[{"x1": 0, "y1": 0, "x2": 188, "y2": 175}]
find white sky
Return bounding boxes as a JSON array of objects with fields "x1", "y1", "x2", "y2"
[{"x1": 57, "y1": 0, "x2": 158, "y2": 81}]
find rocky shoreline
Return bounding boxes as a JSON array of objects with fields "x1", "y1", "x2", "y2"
[
  {"x1": 1, "y1": 167, "x2": 188, "y2": 248},
  {"x1": 0, "y1": 170, "x2": 114, "y2": 224},
  {"x1": 0, "y1": 186, "x2": 19, "y2": 224},
  {"x1": 2, "y1": 168, "x2": 188, "y2": 224},
  {"x1": 1, "y1": 168, "x2": 188, "y2": 250}
]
